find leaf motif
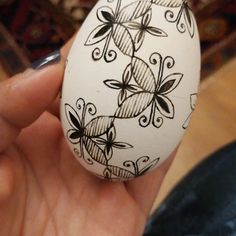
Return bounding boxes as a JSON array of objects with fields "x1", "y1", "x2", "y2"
[
  {"x1": 85, "y1": 116, "x2": 114, "y2": 137},
  {"x1": 108, "y1": 165, "x2": 135, "y2": 179},
  {"x1": 83, "y1": 137, "x2": 107, "y2": 165},
  {"x1": 69, "y1": 131, "x2": 80, "y2": 140},
  {"x1": 115, "y1": 92, "x2": 153, "y2": 118},
  {"x1": 93, "y1": 137, "x2": 106, "y2": 145},
  {"x1": 152, "y1": 0, "x2": 182, "y2": 7},
  {"x1": 118, "y1": 89, "x2": 128, "y2": 106},
  {"x1": 105, "y1": 146, "x2": 113, "y2": 161},
  {"x1": 131, "y1": 57, "x2": 156, "y2": 92},
  {"x1": 146, "y1": 27, "x2": 168, "y2": 37},
  {"x1": 107, "y1": 126, "x2": 116, "y2": 141},
  {"x1": 112, "y1": 142, "x2": 133, "y2": 149},
  {"x1": 122, "y1": 64, "x2": 132, "y2": 84},
  {"x1": 183, "y1": 4, "x2": 195, "y2": 38},
  {"x1": 112, "y1": 24, "x2": 134, "y2": 57},
  {"x1": 85, "y1": 24, "x2": 112, "y2": 46},
  {"x1": 125, "y1": 22, "x2": 141, "y2": 30},
  {"x1": 155, "y1": 95, "x2": 174, "y2": 119},
  {"x1": 142, "y1": 9, "x2": 152, "y2": 26},
  {"x1": 67, "y1": 129, "x2": 81, "y2": 144},
  {"x1": 127, "y1": 85, "x2": 140, "y2": 93},
  {"x1": 65, "y1": 104, "x2": 82, "y2": 130},
  {"x1": 159, "y1": 73, "x2": 183, "y2": 95},
  {"x1": 117, "y1": 0, "x2": 152, "y2": 22},
  {"x1": 139, "y1": 158, "x2": 160, "y2": 175},
  {"x1": 97, "y1": 7, "x2": 115, "y2": 22},
  {"x1": 103, "y1": 168, "x2": 112, "y2": 179},
  {"x1": 134, "y1": 30, "x2": 145, "y2": 51},
  {"x1": 69, "y1": 112, "x2": 81, "y2": 129},
  {"x1": 104, "y1": 80, "x2": 122, "y2": 90},
  {"x1": 184, "y1": 4, "x2": 192, "y2": 26}
]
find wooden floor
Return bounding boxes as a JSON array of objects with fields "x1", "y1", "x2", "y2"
[{"x1": 153, "y1": 57, "x2": 236, "y2": 210}]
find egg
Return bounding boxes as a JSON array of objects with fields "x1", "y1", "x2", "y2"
[{"x1": 60, "y1": 0, "x2": 201, "y2": 181}]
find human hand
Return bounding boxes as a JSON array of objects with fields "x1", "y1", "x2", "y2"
[{"x1": 0, "y1": 38, "x2": 177, "y2": 236}]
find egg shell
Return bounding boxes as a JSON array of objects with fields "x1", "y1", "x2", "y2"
[{"x1": 60, "y1": 0, "x2": 201, "y2": 181}]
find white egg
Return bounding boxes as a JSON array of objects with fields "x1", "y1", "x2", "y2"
[{"x1": 60, "y1": 0, "x2": 201, "y2": 181}]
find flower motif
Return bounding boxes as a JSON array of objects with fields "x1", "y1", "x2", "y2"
[
  {"x1": 65, "y1": 98, "x2": 114, "y2": 165},
  {"x1": 104, "y1": 64, "x2": 139, "y2": 106},
  {"x1": 95, "y1": 126, "x2": 133, "y2": 160},
  {"x1": 101, "y1": 156, "x2": 160, "y2": 180},
  {"x1": 85, "y1": 6, "x2": 116, "y2": 46},
  {"x1": 115, "y1": 53, "x2": 183, "y2": 128},
  {"x1": 85, "y1": 0, "x2": 153, "y2": 62},
  {"x1": 123, "y1": 156, "x2": 160, "y2": 177},
  {"x1": 165, "y1": 0, "x2": 195, "y2": 38},
  {"x1": 126, "y1": 10, "x2": 168, "y2": 51}
]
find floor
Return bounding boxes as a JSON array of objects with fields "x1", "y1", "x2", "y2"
[{"x1": 153, "y1": 56, "x2": 236, "y2": 211}]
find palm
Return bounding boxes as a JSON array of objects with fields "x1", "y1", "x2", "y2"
[
  {"x1": 2, "y1": 111, "x2": 145, "y2": 236},
  {"x1": 0, "y1": 45, "x2": 176, "y2": 236}
]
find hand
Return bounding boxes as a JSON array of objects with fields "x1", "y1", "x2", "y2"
[{"x1": 0, "y1": 38, "x2": 177, "y2": 236}]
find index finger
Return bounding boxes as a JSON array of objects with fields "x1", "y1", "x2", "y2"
[{"x1": 0, "y1": 37, "x2": 74, "y2": 153}]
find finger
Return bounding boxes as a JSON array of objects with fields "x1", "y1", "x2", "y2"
[
  {"x1": 47, "y1": 94, "x2": 61, "y2": 118},
  {"x1": 47, "y1": 34, "x2": 76, "y2": 118},
  {"x1": 0, "y1": 33, "x2": 77, "y2": 153},
  {"x1": 125, "y1": 148, "x2": 178, "y2": 217},
  {"x1": 0, "y1": 53, "x2": 65, "y2": 152}
]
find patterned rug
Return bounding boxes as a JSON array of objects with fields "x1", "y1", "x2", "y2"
[{"x1": 0, "y1": 0, "x2": 236, "y2": 77}]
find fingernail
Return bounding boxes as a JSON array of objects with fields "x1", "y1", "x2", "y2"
[{"x1": 31, "y1": 50, "x2": 61, "y2": 70}]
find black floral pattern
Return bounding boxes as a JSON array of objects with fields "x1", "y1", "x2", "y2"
[
  {"x1": 114, "y1": 54, "x2": 183, "y2": 128},
  {"x1": 165, "y1": 0, "x2": 195, "y2": 38},
  {"x1": 126, "y1": 9, "x2": 168, "y2": 51},
  {"x1": 104, "y1": 64, "x2": 140, "y2": 106},
  {"x1": 94, "y1": 125, "x2": 133, "y2": 160},
  {"x1": 64, "y1": 0, "x2": 197, "y2": 179},
  {"x1": 65, "y1": 98, "x2": 160, "y2": 180},
  {"x1": 101, "y1": 156, "x2": 160, "y2": 181},
  {"x1": 65, "y1": 98, "x2": 132, "y2": 166},
  {"x1": 85, "y1": 0, "x2": 169, "y2": 62}
]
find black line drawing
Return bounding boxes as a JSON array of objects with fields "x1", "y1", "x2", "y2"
[
  {"x1": 104, "y1": 63, "x2": 140, "y2": 106},
  {"x1": 182, "y1": 93, "x2": 197, "y2": 129},
  {"x1": 114, "y1": 53, "x2": 183, "y2": 128},
  {"x1": 101, "y1": 156, "x2": 160, "y2": 180},
  {"x1": 151, "y1": 0, "x2": 183, "y2": 7},
  {"x1": 125, "y1": 9, "x2": 168, "y2": 51},
  {"x1": 122, "y1": 156, "x2": 160, "y2": 177},
  {"x1": 165, "y1": 0, "x2": 195, "y2": 38},
  {"x1": 64, "y1": 0, "x2": 197, "y2": 179},
  {"x1": 65, "y1": 98, "x2": 133, "y2": 168},
  {"x1": 65, "y1": 98, "x2": 161, "y2": 179},
  {"x1": 94, "y1": 125, "x2": 133, "y2": 160},
  {"x1": 65, "y1": 98, "x2": 113, "y2": 165},
  {"x1": 85, "y1": 0, "x2": 168, "y2": 62}
]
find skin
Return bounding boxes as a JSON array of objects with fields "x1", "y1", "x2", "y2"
[{"x1": 0, "y1": 38, "x2": 177, "y2": 236}]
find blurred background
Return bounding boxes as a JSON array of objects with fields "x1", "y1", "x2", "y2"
[
  {"x1": 0, "y1": 0, "x2": 236, "y2": 78},
  {"x1": 0, "y1": 0, "x2": 236, "y2": 210}
]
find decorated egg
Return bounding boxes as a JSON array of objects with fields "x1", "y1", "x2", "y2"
[{"x1": 60, "y1": 0, "x2": 201, "y2": 181}]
